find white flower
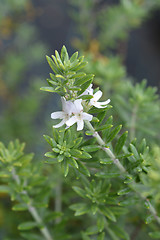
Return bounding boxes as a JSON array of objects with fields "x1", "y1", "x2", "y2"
[
  {"x1": 66, "y1": 99, "x2": 93, "y2": 131},
  {"x1": 79, "y1": 84, "x2": 93, "y2": 96},
  {"x1": 85, "y1": 84, "x2": 110, "y2": 108},
  {"x1": 90, "y1": 90, "x2": 110, "y2": 108},
  {"x1": 51, "y1": 97, "x2": 73, "y2": 128}
]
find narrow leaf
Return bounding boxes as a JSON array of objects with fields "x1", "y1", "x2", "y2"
[
  {"x1": 115, "y1": 131, "x2": 128, "y2": 155},
  {"x1": 18, "y1": 221, "x2": 39, "y2": 230},
  {"x1": 106, "y1": 125, "x2": 122, "y2": 143},
  {"x1": 82, "y1": 145, "x2": 99, "y2": 152}
]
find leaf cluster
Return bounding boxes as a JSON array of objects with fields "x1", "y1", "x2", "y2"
[
  {"x1": 44, "y1": 127, "x2": 91, "y2": 177},
  {"x1": 41, "y1": 46, "x2": 94, "y2": 100},
  {"x1": 0, "y1": 140, "x2": 55, "y2": 239}
]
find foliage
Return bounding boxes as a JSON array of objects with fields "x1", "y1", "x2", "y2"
[{"x1": 0, "y1": 1, "x2": 160, "y2": 240}]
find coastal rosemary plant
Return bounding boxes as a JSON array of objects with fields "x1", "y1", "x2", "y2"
[
  {"x1": 0, "y1": 1, "x2": 160, "y2": 239},
  {"x1": 1, "y1": 46, "x2": 159, "y2": 239}
]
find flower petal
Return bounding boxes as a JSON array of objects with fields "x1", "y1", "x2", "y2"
[
  {"x1": 93, "y1": 90, "x2": 102, "y2": 101},
  {"x1": 66, "y1": 116, "x2": 77, "y2": 127},
  {"x1": 72, "y1": 99, "x2": 83, "y2": 113},
  {"x1": 61, "y1": 97, "x2": 73, "y2": 115},
  {"x1": 51, "y1": 111, "x2": 64, "y2": 119},
  {"x1": 94, "y1": 99, "x2": 110, "y2": 108},
  {"x1": 77, "y1": 120, "x2": 84, "y2": 131},
  {"x1": 53, "y1": 119, "x2": 66, "y2": 128},
  {"x1": 79, "y1": 84, "x2": 93, "y2": 97},
  {"x1": 87, "y1": 84, "x2": 93, "y2": 95},
  {"x1": 100, "y1": 99, "x2": 110, "y2": 105},
  {"x1": 82, "y1": 112, "x2": 93, "y2": 121}
]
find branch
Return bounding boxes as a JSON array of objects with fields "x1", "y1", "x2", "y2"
[
  {"x1": 11, "y1": 168, "x2": 53, "y2": 240},
  {"x1": 85, "y1": 121, "x2": 160, "y2": 226}
]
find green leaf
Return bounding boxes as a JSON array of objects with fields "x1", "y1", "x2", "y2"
[
  {"x1": 91, "y1": 204, "x2": 98, "y2": 215},
  {"x1": 20, "y1": 233, "x2": 43, "y2": 240},
  {"x1": 79, "y1": 95, "x2": 93, "y2": 100},
  {"x1": 34, "y1": 202, "x2": 48, "y2": 208},
  {"x1": 91, "y1": 117, "x2": 99, "y2": 122},
  {"x1": 115, "y1": 131, "x2": 128, "y2": 155},
  {"x1": 70, "y1": 149, "x2": 83, "y2": 158},
  {"x1": 96, "y1": 111, "x2": 107, "y2": 126},
  {"x1": 100, "y1": 158, "x2": 113, "y2": 164},
  {"x1": 78, "y1": 162, "x2": 90, "y2": 177},
  {"x1": 72, "y1": 186, "x2": 86, "y2": 198},
  {"x1": 61, "y1": 45, "x2": 69, "y2": 63},
  {"x1": 68, "y1": 157, "x2": 78, "y2": 169},
  {"x1": 78, "y1": 78, "x2": 93, "y2": 95},
  {"x1": 49, "y1": 73, "x2": 57, "y2": 81},
  {"x1": 18, "y1": 153, "x2": 34, "y2": 166},
  {"x1": 70, "y1": 72, "x2": 86, "y2": 79},
  {"x1": 81, "y1": 232, "x2": 91, "y2": 240},
  {"x1": 106, "y1": 125, "x2": 122, "y2": 143},
  {"x1": 44, "y1": 212, "x2": 63, "y2": 222},
  {"x1": 40, "y1": 87, "x2": 56, "y2": 92},
  {"x1": 44, "y1": 152, "x2": 57, "y2": 158},
  {"x1": 70, "y1": 51, "x2": 78, "y2": 62},
  {"x1": 96, "y1": 124, "x2": 113, "y2": 131},
  {"x1": 110, "y1": 225, "x2": 130, "y2": 240},
  {"x1": 111, "y1": 206, "x2": 128, "y2": 215},
  {"x1": 18, "y1": 221, "x2": 40, "y2": 231},
  {"x1": 52, "y1": 127, "x2": 59, "y2": 143},
  {"x1": 75, "y1": 74, "x2": 94, "y2": 86},
  {"x1": 95, "y1": 172, "x2": 120, "y2": 178},
  {"x1": 63, "y1": 160, "x2": 69, "y2": 177},
  {"x1": 55, "y1": 50, "x2": 65, "y2": 69},
  {"x1": 48, "y1": 80, "x2": 57, "y2": 86},
  {"x1": 98, "y1": 232, "x2": 105, "y2": 240},
  {"x1": 57, "y1": 155, "x2": 64, "y2": 162},
  {"x1": 52, "y1": 147, "x2": 60, "y2": 153},
  {"x1": 100, "y1": 206, "x2": 116, "y2": 222},
  {"x1": 130, "y1": 144, "x2": 139, "y2": 160},
  {"x1": 71, "y1": 61, "x2": 88, "y2": 71},
  {"x1": 97, "y1": 215, "x2": 105, "y2": 232},
  {"x1": 46, "y1": 55, "x2": 60, "y2": 74},
  {"x1": 85, "y1": 131, "x2": 93, "y2": 136},
  {"x1": 43, "y1": 135, "x2": 57, "y2": 147},
  {"x1": 80, "y1": 151, "x2": 92, "y2": 159},
  {"x1": 117, "y1": 188, "x2": 131, "y2": 195},
  {"x1": 12, "y1": 203, "x2": 28, "y2": 211},
  {"x1": 73, "y1": 137, "x2": 83, "y2": 148},
  {"x1": 44, "y1": 158, "x2": 58, "y2": 164},
  {"x1": 149, "y1": 232, "x2": 160, "y2": 239},
  {"x1": 70, "y1": 203, "x2": 89, "y2": 216},
  {"x1": 82, "y1": 145, "x2": 99, "y2": 152},
  {"x1": 86, "y1": 225, "x2": 99, "y2": 235}
]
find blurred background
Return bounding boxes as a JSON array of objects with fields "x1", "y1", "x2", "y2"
[
  {"x1": 0, "y1": 0, "x2": 160, "y2": 238},
  {"x1": 0, "y1": 0, "x2": 160, "y2": 147}
]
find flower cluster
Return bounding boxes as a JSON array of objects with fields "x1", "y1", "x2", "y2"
[{"x1": 51, "y1": 85, "x2": 110, "y2": 131}]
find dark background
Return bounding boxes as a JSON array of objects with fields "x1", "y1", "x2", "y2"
[{"x1": 32, "y1": 0, "x2": 160, "y2": 90}]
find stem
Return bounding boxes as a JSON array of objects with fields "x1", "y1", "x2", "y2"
[
  {"x1": 27, "y1": 205, "x2": 53, "y2": 240},
  {"x1": 85, "y1": 121, "x2": 160, "y2": 226},
  {"x1": 85, "y1": 121, "x2": 126, "y2": 173},
  {"x1": 11, "y1": 168, "x2": 53, "y2": 240},
  {"x1": 55, "y1": 169, "x2": 62, "y2": 224}
]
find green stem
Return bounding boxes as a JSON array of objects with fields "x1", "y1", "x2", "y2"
[
  {"x1": 11, "y1": 168, "x2": 53, "y2": 240},
  {"x1": 85, "y1": 121, "x2": 160, "y2": 225},
  {"x1": 55, "y1": 168, "x2": 62, "y2": 224},
  {"x1": 85, "y1": 121, "x2": 125, "y2": 173}
]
